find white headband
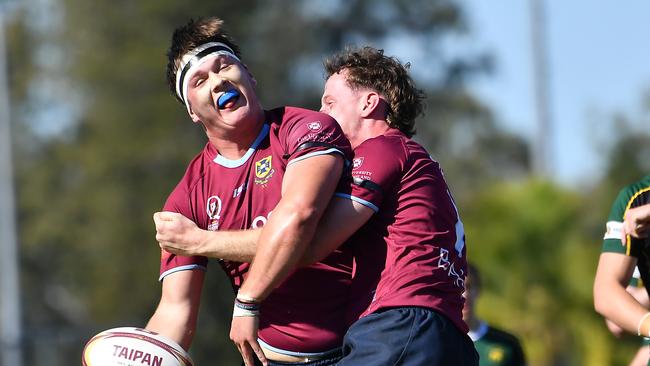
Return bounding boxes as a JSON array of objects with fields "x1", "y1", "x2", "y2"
[{"x1": 175, "y1": 42, "x2": 240, "y2": 106}]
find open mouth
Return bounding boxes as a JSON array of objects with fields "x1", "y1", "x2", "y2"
[{"x1": 217, "y1": 89, "x2": 240, "y2": 110}]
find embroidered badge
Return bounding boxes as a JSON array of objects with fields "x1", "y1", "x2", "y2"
[{"x1": 255, "y1": 156, "x2": 274, "y2": 185}]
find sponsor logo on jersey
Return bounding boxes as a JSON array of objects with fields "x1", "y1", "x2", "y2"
[
  {"x1": 438, "y1": 248, "x2": 465, "y2": 288},
  {"x1": 233, "y1": 182, "x2": 247, "y2": 198},
  {"x1": 307, "y1": 121, "x2": 322, "y2": 131},
  {"x1": 207, "y1": 195, "x2": 222, "y2": 231},
  {"x1": 255, "y1": 155, "x2": 274, "y2": 185},
  {"x1": 352, "y1": 157, "x2": 364, "y2": 169},
  {"x1": 252, "y1": 211, "x2": 272, "y2": 229}
]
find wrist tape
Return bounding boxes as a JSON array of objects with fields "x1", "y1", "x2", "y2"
[{"x1": 233, "y1": 298, "x2": 260, "y2": 317}]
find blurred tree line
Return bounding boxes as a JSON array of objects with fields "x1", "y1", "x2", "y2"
[{"x1": 3, "y1": 0, "x2": 649, "y2": 364}]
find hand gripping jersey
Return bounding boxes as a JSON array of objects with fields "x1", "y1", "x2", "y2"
[
  {"x1": 336, "y1": 129, "x2": 469, "y2": 333},
  {"x1": 159, "y1": 107, "x2": 353, "y2": 353},
  {"x1": 602, "y1": 175, "x2": 650, "y2": 293}
]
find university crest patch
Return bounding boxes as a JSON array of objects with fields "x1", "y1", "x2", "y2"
[{"x1": 255, "y1": 155, "x2": 274, "y2": 185}]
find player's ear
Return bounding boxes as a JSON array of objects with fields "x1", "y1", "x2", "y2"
[
  {"x1": 187, "y1": 102, "x2": 201, "y2": 124},
  {"x1": 360, "y1": 91, "x2": 381, "y2": 118}
]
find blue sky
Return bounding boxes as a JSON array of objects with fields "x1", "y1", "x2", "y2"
[{"x1": 452, "y1": 0, "x2": 650, "y2": 186}]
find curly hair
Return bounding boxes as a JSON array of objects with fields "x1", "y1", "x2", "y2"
[
  {"x1": 323, "y1": 47, "x2": 425, "y2": 137},
  {"x1": 165, "y1": 17, "x2": 241, "y2": 104}
]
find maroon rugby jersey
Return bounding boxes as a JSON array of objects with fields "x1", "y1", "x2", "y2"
[
  {"x1": 159, "y1": 106, "x2": 354, "y2": 353},
  {"x1": 337, "y1": 128, "x2": 469, "y2": 333}
]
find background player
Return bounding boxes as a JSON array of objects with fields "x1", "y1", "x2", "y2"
[
  {"x1": 463, "y1": 263, "x2": 526, "y2": 366},
  {"x1": 594, "y1": 175, "x2": 650, "y2": 341}
]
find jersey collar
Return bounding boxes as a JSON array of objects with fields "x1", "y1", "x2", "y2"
[{"x1": 213, "y1": 123, "x2": 270, "y2": 168}]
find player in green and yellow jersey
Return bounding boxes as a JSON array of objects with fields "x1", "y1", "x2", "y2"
[
  {"x1": 594, "y1": 175, "x2": 650, "y2": 365},
  {"x1": 464, "y1": 263, "x2": 526, "y2": 366}
]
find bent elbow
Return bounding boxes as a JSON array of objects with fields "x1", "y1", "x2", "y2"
[{"x1": 593, "y1": 284, "x2": 611, "y2": 317}]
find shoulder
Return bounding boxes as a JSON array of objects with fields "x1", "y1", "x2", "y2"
[
  {"x1": 269, "y1": 106, "x2": 337, "y2": 128},
  {"x1": 609, "y1": 176, "x2": 650, "y2": 218},
  {"x1": 174, "y1": 144, "x2": 212, "y2": 192},
  {"x1": 356, "y1": 133, "x2": 407, "y2": 160},
  {"x1": 164, "y1": 144, "x2": 212, "y2": 213},
  {"x1": 618, "y1": 176, "x2": 650, "y2": 202},
  {"x1": 352, "y1": 135, "x2": 405, "y2": 176},
  {"x1": 268, "y1": 106, "x2": 343, "y2": 145}
]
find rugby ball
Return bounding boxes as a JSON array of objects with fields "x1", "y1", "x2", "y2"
[{"x1": 82, "y1": 327, "x2": 193, "y2": 366}]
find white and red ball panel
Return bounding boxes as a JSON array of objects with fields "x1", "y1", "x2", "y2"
[{"x1": 82, "y1": 327, "x2": 193, "y2": 366}]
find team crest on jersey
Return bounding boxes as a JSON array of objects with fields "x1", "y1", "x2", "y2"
[
  {"x1": 352, "y1": 157, "x2": 364, "y2": 169},
  {"x1": 255, "y1": 155, "x2": 274, "y2": 185},
  {"x1": 206, "y1": 195, "x2": 222, "y2": 231},
  {"x1": 488, "y1": 348, "x2": 505, "y2": 362},
  {"x1": 307, "y1": 121, "x2": 322, "y2": 131}
]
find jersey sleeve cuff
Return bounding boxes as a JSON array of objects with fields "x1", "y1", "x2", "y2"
[
  {"x1": 159, "y1": 264, "x2": 207, "y2": 282},
  {"x1": 287, "y1": 148, "x2": 344, "y2": 166},
  {"x1": 334, "y1": 192, "x2": 379, "y2": 213}
]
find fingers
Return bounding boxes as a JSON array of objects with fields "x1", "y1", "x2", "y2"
[
  {"x1": 235, "y1": 341, "x2": 267, "y2": 366},
  {"x1": 624, "y1": 221, "x2": 649, "y2": 239},
  {"x1": 154, "y1": 212, "x2": 175, "y2": 253},
  {"x1": 231, "y1": 317, "x2": 265, "y2": 366},
  {"x1": 624, "y1": 205, "x2": 650, "y2": 239},
  {"x1": 250, "y1": 340, "x2": 268, "y2": 366},
  {"x1": 157, "y1": 211, "x2": 178, "y2": 221},
  {"x1": 241, "y1": 343, "x2": 256, "y2": 366},
  {"x1": 154, "y1": 212, "x2": 178, "y2": 236}
]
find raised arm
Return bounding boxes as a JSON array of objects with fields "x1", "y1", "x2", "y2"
[{"x1": 146, "y1": 270, "x2": 204, "y2": 350}]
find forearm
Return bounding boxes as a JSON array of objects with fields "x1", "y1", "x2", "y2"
[
  {"x1": 594, "y1": 257, "x2": 649, "y2": 336},
  {"x1": 146, "y1": 270, "x2": 203, "y2": 350},
  {"x1": 237, "y1": 155, "x2": 343, "y2": 301},
  {"x1": 238, "y1": 203, "x2": 317, "y2": 300},
  {"x1": 299, "y1": 197, "x2": 374, "y2": 266},
  {"x1": 146, "y1": 302, "x2": 198, "y2": 350},
  {"x1": 604, "y1": 318, "x2": 625, "y2": 338},
  {"x1": 594, "y1": 283, "x2": 648, "y2": 335},
  {"x1": 154, "y1": 210, "x2": 262, "y2": 262},
  {"x1": 194, "y1": 229, "x2": 261, "y2": 262}
]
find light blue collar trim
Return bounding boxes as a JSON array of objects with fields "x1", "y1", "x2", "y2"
[
  {"x1": 213, "y1": 123, "x2": 270, "y2": 168},
  {"x1": 468, "y1": 321, "x2": 488, "y2": 341}
]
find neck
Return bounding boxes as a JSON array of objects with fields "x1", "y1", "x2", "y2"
[
  {"x1": 348, "y1": 118, "x2": 392, "y2": 149},
  {"x1": 207, "y1": 112, "x2": 265, "y2": 159}
]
